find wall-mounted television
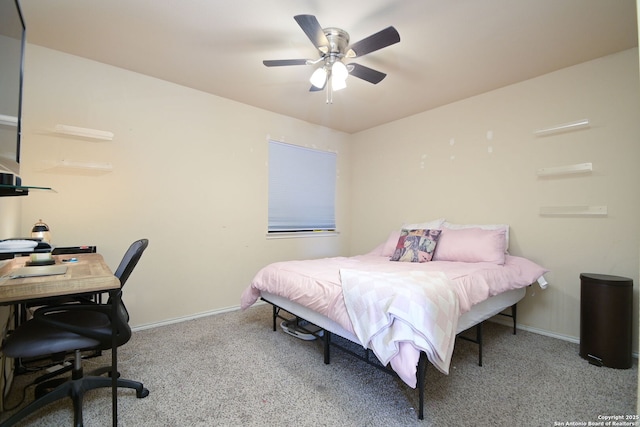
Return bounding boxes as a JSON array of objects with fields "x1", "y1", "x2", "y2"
[{"x1": 0, "y1": 0, "x2": 25, "y2": 181}]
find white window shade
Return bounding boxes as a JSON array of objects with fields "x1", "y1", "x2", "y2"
[{"x1": 268, "y1": 140, "x2": 336, "y2": 232}]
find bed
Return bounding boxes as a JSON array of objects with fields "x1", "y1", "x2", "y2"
[{"x1": 241, "y1": 220, "x2": 548, "y2": 419}]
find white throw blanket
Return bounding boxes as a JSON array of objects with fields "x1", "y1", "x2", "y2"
[{"x1": 340, "y1": 269, "x2": 460, "y2": 386}]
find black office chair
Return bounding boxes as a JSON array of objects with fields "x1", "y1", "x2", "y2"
[
  {"x1": 0, "y1": 239, "x2": 150, "y2": 427},
  {"x1": 20, "y1": 246, "x2": 98, "y2": 303},
  {"x1": 18, "y1": 246, "x2": 99, "y2": 339}
]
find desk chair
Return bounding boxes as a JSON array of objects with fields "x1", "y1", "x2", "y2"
[
  {"x1": 18, "y1": 246, "x2": 100, "y2": 325},
  {"x1": 0, "y1": 239, "x2": 150, "y2": 427},
  {"x1": 15, "y1": 247, "x2": 99, "y2": 379}
]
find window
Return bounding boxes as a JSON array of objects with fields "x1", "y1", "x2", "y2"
[{"x1": 268, "y1": 140, "x2": 336, "y2": 233}]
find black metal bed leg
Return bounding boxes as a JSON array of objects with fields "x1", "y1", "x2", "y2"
[
  {"x1": 271, "y1": 305, "x2": 277, "y2": 331},
  {"x1": 323, "y1": 330, "x2": 331, "y2": 364},
  {"x1": 477, "y1": 322, "x2": 483, "y2": 367},
  {"x1": 417, "y1": 352, "x2": 427, "y2": 420}
]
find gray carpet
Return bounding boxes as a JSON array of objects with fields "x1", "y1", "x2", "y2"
[{"x1": 2, "y1": 303, "x2": 637, "y2": 426}]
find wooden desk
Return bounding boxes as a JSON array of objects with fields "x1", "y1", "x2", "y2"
[
  {"x1": 0, "y1": 252, "x2": 121, "y2": 426},
  {"x1": 0, "y1": 253, "x2": 119, "y2": 304}
]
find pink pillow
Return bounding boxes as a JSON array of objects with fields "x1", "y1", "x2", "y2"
[
  {"x1": 381, "y1": 230, "x2": 402, "y2": 257},
  {"x1": 434, "y1": 227, "x2": 507, "y2": 264},
  {"x1": 504, "y1": 255, "x2": 549, "y2": 286}
]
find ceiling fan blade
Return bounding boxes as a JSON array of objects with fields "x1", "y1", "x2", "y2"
[
  {"x1": 294, "y1": 14, "x2": 329, "y2": 53},
  {"x1": 263, "y1": 59, "x2": 309, "y2": 67},
  {"x1": 309, "y1": 85, "x2": 324, "y2": 92},
  {"x1": 347, "y1": 26, "x2": 400, "y2": 58},
  {"x1": 348, "y1": 63, "x2": 387, "y2": 84}
]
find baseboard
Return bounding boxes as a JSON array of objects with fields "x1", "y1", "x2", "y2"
[
  {"x1": 488, "y1": 317, "x2": 639, "y2": 359},
  {"x1": 131, "y1": 303, "x2": 251, "y2": 332},
  {"x1": 488, "y1": 317, "x2": 578, "y2": 342},
  {"x1": 132, "y1": 303, "x2": 637, "y2": 359}
]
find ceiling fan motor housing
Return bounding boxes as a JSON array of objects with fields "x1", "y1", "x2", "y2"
[{"x1": 323, "y1": 27, "x2": 350, "y2": 58}]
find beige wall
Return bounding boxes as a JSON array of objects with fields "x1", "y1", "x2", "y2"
[
  {"x1": 15, "y1": 45, "x2": 352, "y2": 327},
  {"x1": 0, "y1": 197, "x2": 21, "y2": 241},
  {"x1": 350, "y1": 48, "x2": 640, "y2": 349},
  {"x1": 1, "y1": 43, "x2": 638, "y2": 354}
]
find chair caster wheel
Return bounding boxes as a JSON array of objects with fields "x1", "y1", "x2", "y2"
[{"x1": 137, "y1": 387, "x2": 149, "y2": 398}]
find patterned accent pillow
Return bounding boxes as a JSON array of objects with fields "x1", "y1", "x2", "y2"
[{"x1": 390, "y1": 229, "x2": 442, "y2": 263}]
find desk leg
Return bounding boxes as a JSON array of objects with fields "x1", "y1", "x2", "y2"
[{"x1": 111, "y1": 291, "x2": 119, "y2": 427}]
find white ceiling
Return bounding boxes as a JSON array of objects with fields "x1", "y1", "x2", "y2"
[{"x1": 18, "y1": 0, "x2": 638, "y2": 134}]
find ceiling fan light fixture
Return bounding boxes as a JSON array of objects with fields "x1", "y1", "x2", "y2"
[
  {"x1": 310, "y1": 67, "x2": 327, "y2": 88},
  {"x1": 264, "y1": 15, "x2": 400, "y2": 102},
  {"x1": 329, "y1": 60, "x2": 348, "y2": 91},
  {"x1": 331, "y1": 73, "x2": 347, "y2": 91},
  {"x1": 331, "y1": 61, "x2": 348, "y2": 81},
  {"x1": 331, "y1": 77, "x2": 347, "y2": 92}
]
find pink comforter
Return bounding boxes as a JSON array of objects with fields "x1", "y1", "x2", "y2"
[{"x1": 240, "y1": 254, "x2": 546, "y2": 387}]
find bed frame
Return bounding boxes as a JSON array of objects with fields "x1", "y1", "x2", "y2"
[{"x1": 260, "y1": 287, "x2": 525, "y2": 420}]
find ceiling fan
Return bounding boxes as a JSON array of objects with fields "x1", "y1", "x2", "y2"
[{"x1": 263, "y1": 15, "x2": 400, "y2": 103}]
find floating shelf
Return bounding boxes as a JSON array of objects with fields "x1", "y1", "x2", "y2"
[
  {"x1": 53, "y1": 124, "x2": 114, "y2": 141},
  {"x1": 43, "y1": 160, "x2": 113, "y2": 175},
  {"x1": 0, "y1": 183, "x2": 55, "y2": 197},
  {"x1": 0, "y1": 172, "x2": 55, "y2": 197},
  {"x1": 540, "y1": 205, "x2": 607, "y2": 217},
  {"x1": 534, "y1": 119, "x2": 590, "y2": 137},
  {"x1": 0, "y1": 114, "x2": 18, "y2": 127},
  {"x1": 537, "y1": 162, "x2": 592, "y2": 177}
]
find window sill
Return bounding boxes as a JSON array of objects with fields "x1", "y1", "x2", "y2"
[{"x1": 266, "y1": 231, "x2": 339, "y2": 239}]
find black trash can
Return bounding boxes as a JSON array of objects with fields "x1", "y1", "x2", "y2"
[{"x1": 579, "y1": 273, "x2": 633, "y2": 369}]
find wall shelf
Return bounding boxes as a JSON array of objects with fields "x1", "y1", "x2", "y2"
[
  {"x1": 540, "y1": 205, "x2": 607, "y2": 217},
  {"x1": 536, "y1": 162, "x2": 592, "y2": 177},
  {"x1": 43, "y1": 160, "x2": 113, "y2": 175},
  {"x1": 53, "y1": 124, "x2": 114, "y2": 141},
  {"x1": 0, "y1": 114, "x2": 18, "y2": 127},
  {"x1": 534, "y1": 119, "x2": 590, "y2": 137},
  {"x1": 0, "y1": 183, "x2": 55, "y2": 197},
  {"x1": 0, "y1": 172, "x2": 55, "y2": 197}
]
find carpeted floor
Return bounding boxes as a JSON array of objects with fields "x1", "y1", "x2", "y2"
[{"x1": 1, "y1": 303, "x2": 637, "y2": 426}]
